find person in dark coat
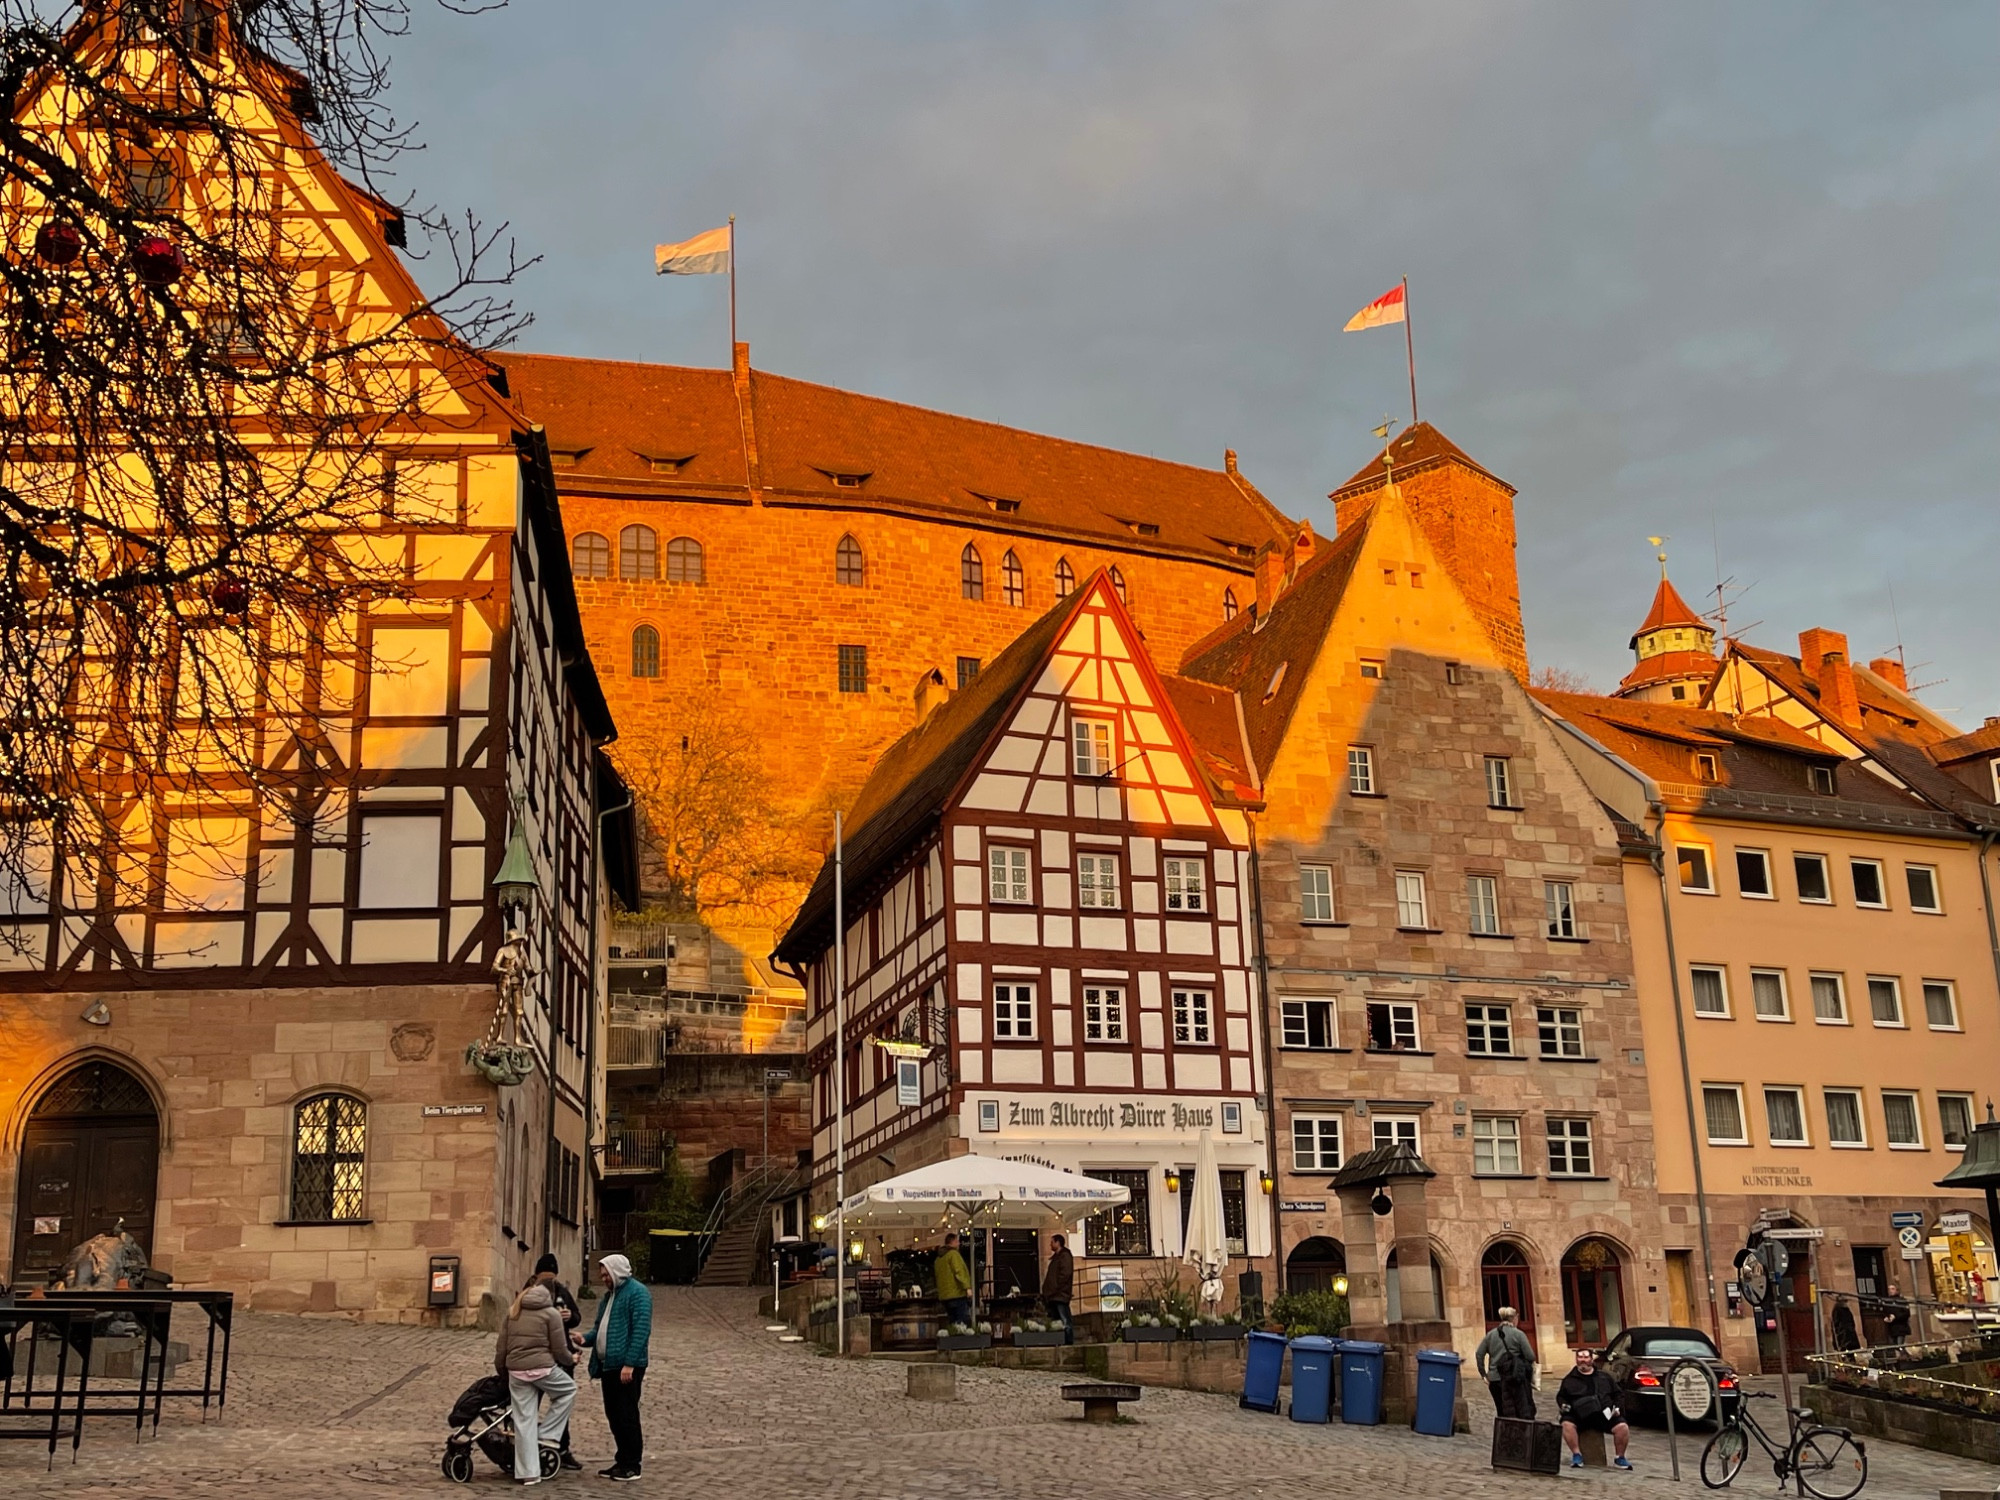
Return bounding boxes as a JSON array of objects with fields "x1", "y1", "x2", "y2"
[
  {"x1": 1475, "y1": 1308, "x2": 1537, "y2": 1419},
  {"x1": 1555, "y1": 1348, "x2": 1632, "y2": 1470},
  {"x1": 528, "y1": 1254, "x2": 583, "y2": 1470},
  {"x1": 1878, "y1": 1282, "x2": 1912, "y2": 1345},
  {"x1": 1831, "y1": 1296, "x2": 1861, "y2": 1352},
  {"x1": 1041, "y1": 1234, "x2": 1075, "y2": 1343}
]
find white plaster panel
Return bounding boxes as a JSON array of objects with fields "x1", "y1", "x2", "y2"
[
  {"x1": 991, "y1": 1050, "x2": 1045, "y2": 1085},
  {"x1": 1055, "y1": 1054, "x2": 1075, "y2": 1087},
  {"x1": 1142, "y1": 1054, "x2": 1167, "y2": 1090},
  {"x1": 1009, "y1": 697, "x2": 1056, "y2": 736},
  {"x1": 990, "y1": 912, "x2": 1038, "y2": 946},
  {"x1": 987, "y1": 735, "x2": 1043, "y2": 773},
  {"x1": 963, "y1": 772, "x2": 1029, "y2": 812},
  {"x1": 349, "y1": 917, "x2": 438, "y2": 964},
  {"x1": 1228, "y1": 1017, "x2": 1250, "y2": 1053},
  {"x1": 1125, "y1": 788, "x2": 1165, "y2": 827},
  {"x1": 1053, "y1": 1008, "x2": 1073, "y2": 1046},
  {"x1": 1051, "y1": 969, "x2": 1071, "y2": 1006},
  {"x1": 959, "y1": 1051, "x2": 984, "y2": 1084},
  {"x1": 1132, "y1": 880, "x2": 1159, "y2": 915},
  {"x1": 1165, "y1": 921, "x2": 1214, "y2": 956},
  {"x1": 1223, "y1": 971, "x2": 1247, "y2": 1008},
  {"x1": 955, "y1": 909, "x2": 983, "y2": 943},
  {"x1": 1174, "y1": 1054, "x2": 1223, "y2": 1091},
  {"x1": 954, "y1": 864, "x2": 983, "y2": 906},
  {"x1": 1040, "y1": 741, "x2": 1069, "y2": 777},
  {"x1": 1026, "y1": 779, "x2": 1069, "y2": 817},
  {"x1": 1078, "y1": 916, "x2": 1127, "y2": 951},
  {"x1": 956, "y1": 963, "x2": 983, "y2": 1002},
  {"x1": 1141, "y1": 1011, "x2": 1165, "y2": 1048},
  {"x1": 1133, "y1": 919, "x2": 1161, "y2": 953},
  {"x1": 1128, "y1": 837, "x2": 1157, "y2": 877},
  {"x1": 1217, "y1": 886, "x2": 1239, "y2": 921},
  {"x1": 1093, "y1": 786, "x2": 1122, "y2": 820},
  {"x1": 1139, "y1": 972, "x2": 1163, "y2": 1008},
  {"x1": 1041, "y1": 829, "x2": 1071, "y2": 867},
  {"x1": 1042, "y1": 915, "x2": 1074, "y2": 947},
  {"x1": 1165, "y1": 791, "x2": 1208, "y2": 826},
  {"x1": 1214, "y1": 849, "x2": 1236, "y2": 884},
  {"x1": 954, "y1": 826, "x2": 981, "y2": 861},
  {"x1": 1084, "y1": 1051, "x2": 1136, "y2": 1088},
  {"x1": 957, "y1": 1005, "x2": 984, "y2": 1044},
  {"x1": 1043, "y1": 873, "x2": 1073, "y2": 909},
  {"x1": 1219, "y1": 928, "x2": 1240, "y2": 967},
  {"x1": 1131, "y1": 710, "x2": 1167, "y2": 743}
]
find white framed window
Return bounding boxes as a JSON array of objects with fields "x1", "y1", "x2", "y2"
[
  {"x1": 1764, "y1": 1086, "x2": 1809, "y2": 1146},
  {"x1": 1702, "y1": 1085, "x2": 1748, "y2": 1145},
  {"x1": 1359, "y1": 658, "x2": 1384, "y2": 681},
  {"x1": 992, "y1": 982, "x2": 1036, "y2": 1041},
  {"x1": 1366, "y1": 1000, "x2": 1418, "y2": 1051},
  {"x1": 1163, "y1": 857, "x2": 1206, "y2": 913},
  {"x1": 1537, "y1": 1006, "x2": 1584, "y2": 1059},
  {"x1": 1547, "y1": 1117, "x2": 1594, "y2": 1176},
  {"x1": 1695, "y1": 752, "x2": 1721, "y2": 782},
  {"x1": 1372, "y1": 1115, "x2": 1420, "y2": 1153},
  {"x1": 1300, "y1": 864, "x2": 1336, "y2": 923},
  {"x1": 1394, "y1": 870, "x2": 1429, "y2": 929},
  {"x1": 1923, "y1": 979, "x2": 1959, "y2": 1031},
  {"x1": 1824, "y1": 1088, "x2": 1867, "y2": 1147},
  {"x1": 1677, "y1": 845, "x2": 1715, "y2": 893},
  {"x1": 1690, "y1": 965, "x2": 1730, "y2": 1017},
  {"x1": 1882, "y1": 1090, "x2": 1923, "y2": 1149},
  {"x1": 1464, "y1": 1002, "x2": 1513, "y2": 1056},
  {"x1": 1793, "y1": 853, "x2": 1832, "y2": 903},
  {"x1": 1906, "y1": 865, "x2": 1942, "y2": 913},
  {"x1": 988, "y1": 846, "x2": 1031, "y2": 904},
  {"x1": 1171, "y1": 988, "x2": 1213, "y2": 1045},
  {"x1": 1077, "y1": 854, "x2": 1121, "y2": 909},
  {"x1": 1472, "y1": 1116, "x2": 1522, "y2": 1175},
  {"x1": 1750, "y1": 969, "x2": 1790, "y2": 1021},
  {"x1": 1809, "y1": 763, "x2": 1836, "y2": 795},
  {"x1": 1867, "y1": 975, "x2": 1904, "y2": 1027},
  {"x1": 1280, "y1": 998, "x2": 1338, "y2": 1050},
  {"x1": 1939, "y1": 1093, "x2": 1975, "y2": 1151},
  {"x1": 1735, "y1": 849, "x2": 1773, "y2": 899},
  {"x1": 1347, "y1": 745, "x2": 1376, "y2": 796},
  {"x1": 1072, "y1": 718, "x2": 1113, "y2": 778},
  {"x1": 1809, "y1": 972, "x2": 1847, "y2": 1024},
  {"x1": 1291, "y1": 1114, "x2": 1343, "y2": 1172},
  {"x1": 1851, "y1": 858, "x2": 1888, "y2": 908},
  {"x1": 1543, "y1": 880, "x2": 1580, "y2": 939},
  {"x1": 1467, "y1": 874, "x2": 1502, "y2": 935},
  {"x1": 1081, "y1": 985, "x2": 1125, "y2": 1043},
  {"x1": 1484, "y1": 756, "x2": 1514, "y2": 809}
]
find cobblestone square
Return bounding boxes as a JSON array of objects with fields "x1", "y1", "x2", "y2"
[{"x1": 2, "y1": 1290, "x2": 1990, "y2": 1500}]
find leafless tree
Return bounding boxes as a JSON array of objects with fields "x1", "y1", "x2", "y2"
[
  {"x1": 0, "y1": 1, "x2": 529, "y2": 933},
  {"x1": 1530, "y1": 665, "x2": 1595, "y2": 696}
]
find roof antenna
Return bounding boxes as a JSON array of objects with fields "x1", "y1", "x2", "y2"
[{"x1": 1887, "y1": 583, "x2": 1907, "y2": 676}]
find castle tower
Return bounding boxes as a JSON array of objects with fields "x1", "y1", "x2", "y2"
[
  {"x1": 1615, "y1": 569, "x2": 1717, "y2": 703},
  {"x1": 1329, "y1": 423, "x2": 1527, "y2": 679}
]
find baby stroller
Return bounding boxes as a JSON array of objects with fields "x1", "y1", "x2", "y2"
[{"x1": 442, "y1": 1373, "x2": 560, "y2": 1484}]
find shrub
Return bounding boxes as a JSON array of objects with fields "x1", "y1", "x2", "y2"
[{"x1": 1272, "y1": 1289, "x2": 1350, "y2": 1338}]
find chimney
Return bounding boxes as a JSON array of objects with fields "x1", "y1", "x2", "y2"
[
  {"x1": 1254, "y1": 543, "x2": 1287, "y2": 615},
  {"x1": 912, "y1": 667, "x2": 951, "y2": 722},
  {"x1": 730, "y1": 341, "x2": 762, "y2": 494},
  {"x1": 1223, "y1": 448, "x2": 1239, "y2": 476},
  {"x1": 1867, "y1": 656, "x2": 1908, "y2": 692},
  {"x1": 1799, "y1": 628, "x2": 1860, "y2": 726}
]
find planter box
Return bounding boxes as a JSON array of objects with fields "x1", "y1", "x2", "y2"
[
  {"x1": 1188, "y1": 1324, "x2": 1248, "y2": 1341},
  {"x1": 1014, "y1": 1329, "x2": 1068, "y2": 1347},
  {"x1": 936, "y1": 1333, "x2": 992, "y2": 1352},
  {"x1": 1122, "y1": 1325, "x2": 1182, "y2": 1343}
]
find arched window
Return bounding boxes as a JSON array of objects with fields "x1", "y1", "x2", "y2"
[
  {"x1": 1109, "y1": 566, "x2": 1128, "y2": 604},
  {"x1": 572, "y1": 532, "x2": 610, "y2": 579},
  {"x1": 1054, "y1": 557, "x2": 1075, "y2": 599},
  {"x1": 631, "y1": 625, "x2": 660, "y2": 678},
  {"x1": 1561, "y1": 1236, "x2": 1628, "y2": 1346},
  {"x1": 618, "y1": 525, "x2": 657, "y2": 581},
  {"x1": 836, "y1": 534, "x2": 865, "y2": 586},
  {"x1": 666, "y1": 535, "x2": 705, "y2": 584},
  {"x1": 1222, "y1": 588, "x2": 1238, "y2": 621},
  {"x1": 961, "y1": 543, "x2": 984, "y2": 601},
  {"x1": 292, "y1": 1093, "x2": 367, "y2": 1222},
  {"x1": 1481, "y1": 1240, "x2": 1538, "y2": 1350},
  {"x1": 1385, "y1": 1246, "x2": 1447, "y2": 1323},
  {"x1": 1001, "y1": 550, "x2": 1025, "y2": 607},
  {"x1": 1286, "y1": 1236, "x2": 1347, "y2": 1294}
]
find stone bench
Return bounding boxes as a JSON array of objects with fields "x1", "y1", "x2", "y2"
[{"x1": 1062, "y1": 1382, "x2": 1142, "y2": 1423}]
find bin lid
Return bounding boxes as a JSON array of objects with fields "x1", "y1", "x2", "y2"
[
  {"x1": 648, "y1": 1228, "x2": 698, "y2": 1237},
  {"x1": 1339, "y1": 1339, "x2": 1387, "y2": 1354},
  {"x1": 1416, "y1": 1348, "x2": 1463, "y2": 1365},
  {"x1": 1247, "y1": 1329, "x2": 1288, "y2": 1344}
]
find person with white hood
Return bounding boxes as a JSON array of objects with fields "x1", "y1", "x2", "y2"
[
  {"x1": 577, "y1": 1253, "x2": 652, "y2": 1482},
  {"x1": 494, "y1": 1278, "x2": 578, "y2": 1485}
]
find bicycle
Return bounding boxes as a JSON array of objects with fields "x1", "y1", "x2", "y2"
[{"x1": 1699, "y1": 1391, "x2": 1867, "y2": 1500}]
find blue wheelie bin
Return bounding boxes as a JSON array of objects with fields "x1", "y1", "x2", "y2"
[
  {"x1": 1413, "y1": 1348, "x2": 1463, "y2": 1436},
  {"x1": 1338, "y1": 1339, "x2": 1387, "y2": 1425},
  {"x1": 1288, "y1": 1336, "x2": 1338, "y2": 1422},
  {"x1": 1240, "y1": 1329, "x2": 1287, "y2": 1413}
]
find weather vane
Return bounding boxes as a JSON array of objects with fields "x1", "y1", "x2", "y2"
[
  {"x1": 1648, "y1": 535, "x2": 1670, "y2": 580},
  {"x1": 1376, "y1": 417, "x2": 1400, "y2": 486}
]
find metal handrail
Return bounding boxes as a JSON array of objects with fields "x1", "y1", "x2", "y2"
[{"x1": 695, "y1": 1161, "x2": 792, "y2": 1268}]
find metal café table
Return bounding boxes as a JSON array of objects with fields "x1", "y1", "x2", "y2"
[
  {"x1": 0, "y1": 1302, "x2": 94, "y2": 1465},
  {"x1": 2, "y1": 1288, "x2": 235, "y2": 1441}
]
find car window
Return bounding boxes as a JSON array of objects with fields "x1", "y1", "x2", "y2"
[
  {"x1": 1633, "y1": 1334, "x2": 1720, "y2": 1359},
  {"x1": 1603, "y1": 1333, "x2": 1629, "y2": 1357}
]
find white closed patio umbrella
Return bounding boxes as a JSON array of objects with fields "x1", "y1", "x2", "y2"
[{"x1": 1183, "y1": 1129, "x2": 1229, "y2": 1304}]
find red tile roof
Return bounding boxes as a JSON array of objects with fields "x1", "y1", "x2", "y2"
[
  {"x1": 1159, "y1": 675, "x2": 1261, "y2": 805},
  {"x1": 497, "y1": 352, "x2": 1293, "y2": 567},
  {"x1": 1931, "y1": 720, "x2": 2000, "y2": 766},
  {"x1": 1617, "y1": 650, "x2": 1718, "y2": 693},
  {"x1": 1634, "y1": 576, "x2": 1708, "y2": 638},
  {"x1": 1329, "y1": 421, "x2": 1512, "y2": 500}
]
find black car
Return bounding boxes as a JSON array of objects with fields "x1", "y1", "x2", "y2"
[{"x1": 1600, "y1": 1325, "x2": 1742, "y2": 1424}]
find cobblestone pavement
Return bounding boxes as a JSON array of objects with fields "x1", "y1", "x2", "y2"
[{"x1": 2, "y1": 1289, "x2": 1990, "y2": 1498}]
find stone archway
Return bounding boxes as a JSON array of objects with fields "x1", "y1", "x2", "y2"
[
  {"x1": 1287, "y1": 1235, "x2": 1346, "y2": 1292},
  {"x1": 11, "y1": 1059, "x2": 160, "y2": 1285},
  {"x1": 1560, "y1": 1235, "x2": 1629, "y2": 1347}
]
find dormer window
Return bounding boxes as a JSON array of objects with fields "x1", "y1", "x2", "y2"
[
  {"x1": 643, "y1": 452, "x2": 696, "y2": 475},
  {"x1": 833, "y1": 473, "x2": 865, "y2": 488},
  {"x1": 815, "y1": 465, "x2": 872, "y2": 489},
  {"x1": 1122, "y1": 519, "x2": 1160, "y2": 538},
  {"x1": 1810, "y1": 764, "x2": 1836, "y2": 796},
  {"x1": 973, "y1": 493, "x2": 1022, "y2": 514},
  {"x1": 548, "y1": 448, "x2": 589, "y2": 470},
  {"x1": 1695, "y1": 753, "x2": 1720, "y2": 782}
]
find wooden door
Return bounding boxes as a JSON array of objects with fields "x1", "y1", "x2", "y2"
[
  {"x1": 1666, "y1": 1250, "x2": 1695, "y2": 1327},
  {"x1": 1481, "y1": 1258, "x2": 1538, "y2": 1356},
  {"x1": 12, "y1": 1118, "x2": 159, "y2": 1285}
]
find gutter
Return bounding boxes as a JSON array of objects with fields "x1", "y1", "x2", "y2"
[
  {"x1": 1247, "y1": 816, "x2": 1284, "y2": 1299},
  {"x1": 1978, "y1": 832, "x2": 2000, "y2": 1024}
]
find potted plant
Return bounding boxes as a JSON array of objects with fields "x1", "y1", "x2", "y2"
[
  {"x1": 1120, "y1": 1313, "x2": 1182, "y2": 1343},
  {"x1": 1014, "y1": 1316, "x2": 1067, "y2": 1348},
  {"x1": 937, "y1": 1320, "x2": 993, "y2": 1352},
  {"x1": 1188, "y1": 1311, "x2": 1248, "y2": 1341}
]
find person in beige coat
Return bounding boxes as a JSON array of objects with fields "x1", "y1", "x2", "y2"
[{"x1": 495, "y1": 1281, "x2": 579, "y2": 1485}]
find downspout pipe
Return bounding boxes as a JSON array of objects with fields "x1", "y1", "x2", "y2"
[
  {"x1": 584, "y1": 784, "x2": 634, "y2": 1265},
  {"x1": 1977, "y1": 831, "x2": 2000, "y2": 1024},
  {"x1": 1247, "y1": 818, "x2": 1284, "y2": 1298}
]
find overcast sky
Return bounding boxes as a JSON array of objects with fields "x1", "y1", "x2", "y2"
[{"x1": 389, "y1": 1, "x2": 1998, "y2": 720}]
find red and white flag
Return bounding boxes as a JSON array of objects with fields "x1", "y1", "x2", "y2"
[{"x1": 1344, "y1": 282, "x2": 1406, "y2": 331}]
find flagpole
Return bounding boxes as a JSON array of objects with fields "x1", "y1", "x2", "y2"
[
  {"x1": 728, "y1": 214, "x2": 738, "y2": 355},
  {"x1": 833, "y1": 810, "x2": 846, "y2": 1358},
  {"x1": 1402, "y1": 275, "x2": 1418, "y2": 426}
]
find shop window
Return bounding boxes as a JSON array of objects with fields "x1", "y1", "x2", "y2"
[{"x1": 1083, "y1": 1168, "x2": 1150, "y2": 1256}]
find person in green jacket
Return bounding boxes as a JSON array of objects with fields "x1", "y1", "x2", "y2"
[
  {"x1": 934, "y1": 1232, "x2": 974, "y2": 1327},
  {"x1": 578, "y1": 1254, "x2": 652, "y2": 1481}
]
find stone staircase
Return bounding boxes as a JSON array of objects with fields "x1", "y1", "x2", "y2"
[{"x1": 694, "y1": 1163, "x2": 800, "y2": 1287}]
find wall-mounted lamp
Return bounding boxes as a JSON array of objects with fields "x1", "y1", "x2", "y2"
[
  {"x1": 847, "y1": 1237, "x2": 865, "y2": 1264},
  {"x1": 1163, "y1": 1168, "x2": 1181, "y2": 1194},
  {"x1": 811, "y1": 1213, "x2": 829, "y2": 1234},
  {"x1": 1258, "y1": 1170, "x2": 1275, "y2": 1196},
  {"x1": 491, "y1": 821, "x2": 540, "y2": 932},
  {"x1": 1332, "y1": 1274, "x2": 1350, "y2": 1297}
]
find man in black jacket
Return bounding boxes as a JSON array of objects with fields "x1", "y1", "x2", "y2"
[{"x1": 1556, "y1": 1348, "x2": 1632, "y2": 1470}]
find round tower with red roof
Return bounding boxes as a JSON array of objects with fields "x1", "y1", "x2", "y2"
[{"x1": 1615, "y1": 564, "x2": 1718, "y2": 703}]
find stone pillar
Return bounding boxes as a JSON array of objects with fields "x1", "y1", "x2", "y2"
[
  {"x1": 1390, "y1": 1175, "x2": 1438, "y2": 1322},
  {"x1": 1335, "y1": 1182, "x2": 1386, "y2": 1329}
]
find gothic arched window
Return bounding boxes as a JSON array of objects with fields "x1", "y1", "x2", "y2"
[
  {"x1": 1222, "y1": 588, "x2": 1238, "y2": 621},
  {"x1": 1002, "y1": 550, "x2": 1025, "y2": 607},
  {"x1": 1054, "y1": 557, "x2": 1075, "y2": 599},
  {"x1": 961, "y1": 543, "x2": 984, "y2": 601},
  {"x1": 665, "y1": 536, "x2": 705, "y2": 584},
  {"x1": 1109, "y1": 566, "x2": 1128, "y2": 604},
  {"x1": 836, "y1": 534, "x2": 865, "y2": 586}
]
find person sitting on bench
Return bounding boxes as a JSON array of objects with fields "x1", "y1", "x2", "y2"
[{"x1": 1556, "y1": 1348, "x2": 1632, "y2": 1471}]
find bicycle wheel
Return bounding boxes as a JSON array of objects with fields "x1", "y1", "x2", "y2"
[
  {"x1": 1793, "y1": 1428, "x2": 1867, "y2": 1500},
  {"x1": 1700, "y1": 1424, "x2": 1750, "y2": 1489}
]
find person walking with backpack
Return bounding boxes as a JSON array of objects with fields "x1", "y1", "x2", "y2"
[
  {"x1": 1475, "y1": 1307, "x2": 1537, "y2": 1419},
  {"x1": 578, "y1": 1254, "x2": 652, "y2": 1482}
]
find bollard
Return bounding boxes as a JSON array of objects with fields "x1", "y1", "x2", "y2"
[{"x1": 907, "y1": 1363, "x2": 958, "y2": 1402}]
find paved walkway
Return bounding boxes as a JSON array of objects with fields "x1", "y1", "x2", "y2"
[{"x1": 1, "y1": 1289, "x2": 1990, "y2": 1498}]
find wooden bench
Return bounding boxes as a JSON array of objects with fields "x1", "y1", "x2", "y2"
[{"x1": 1062, "y1": 1383, "x2": 1142, "y2": 1423}]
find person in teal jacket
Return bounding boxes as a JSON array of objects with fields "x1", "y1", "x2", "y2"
[{"x1": 578, "y1": 1254, "x2": 652, "y2": 1481}]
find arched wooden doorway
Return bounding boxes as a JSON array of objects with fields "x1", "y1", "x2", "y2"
[
  {"x1": 1481, "y1": 1240, "x2": 1538, "y2": 1353},
  {"x1": 1287, "y1": 1236, "x2": 1346, "y2": 1292},
  {"x1": 11, "y1": 1060, "x2": 160, "y2": 1285},
  {"x1": 1560, "y1": 1236, "x2": 1628, "y2": 1348}
]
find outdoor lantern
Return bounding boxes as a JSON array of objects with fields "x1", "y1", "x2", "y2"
[
  {"x1": 1163, "y1": 1168, "x2": 1181, "y2": 1194},
  {"x1": 132, "y1": 234, "x2": 183, "y2": 287},
  {"x1": 1332, "y1": 1274, "x2": 1350, "y2": 1297},
  {"x1": 1370, "y1": 1187, "x2": 1394, "y2": 1217},
  {"x1": 210, "y1": 578, "x2": 250, "y2": 615},
  {"x1": 491, "y1": 821, "x2": 539, "y2": 928},
  {"x1": 35, "y1": 222, "x2": 81, "y2": 265},
  {"x1": 1259, "y1": 1170, "x2": 1275, "y2": 1195},
  {"x1": 811, "y1": 1213, "x2": 829, "y2": 1233},
  {"x1": 847, "y1": 1237, "x2": 864, "y2": 1263}
]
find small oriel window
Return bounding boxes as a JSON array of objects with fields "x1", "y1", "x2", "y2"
[
  {"x1": 835, "y1": 534, "x2": 865, "y2": 586},
  {"x1": 631, "y1": 625, "x2": 660, "y2": 678}
]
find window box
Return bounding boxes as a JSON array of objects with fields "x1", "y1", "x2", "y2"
[
  {"x1": 1120, "y1": 1322, "x2": 1182, "y2": 1343},
  {"x1": 1188, "y1": 1322, "x2": 1248, "y2": 1341},
  {"x1": 1012, "y1": 1327, "x2": 1067, "y2": 1347},
  {"x1": 936, "y1": 1331, "x2": 993, "y2": 1352}
]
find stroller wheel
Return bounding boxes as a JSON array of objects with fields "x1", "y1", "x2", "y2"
[
  {"x1": 441, "y1": 1447, "x2": 475, "y2": 1484},
  {"x1": 540, "y1": 1444, "x2": 561, "y2": 1479}
]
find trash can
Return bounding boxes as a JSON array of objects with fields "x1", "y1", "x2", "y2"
[
  {"x1": 1413, "y1": 1348, "x2": 1463, "y2": 1436},
  {"x1": 1240, "y1": 1330, "x2": 1287, "y2": 1413},
  {"x1": 1288, "y1": 1336, "x2": 1338, "y2": 1423},
  {"x1": 1339, "y1": 1339, "x2": 1387, "y2": 1425}
]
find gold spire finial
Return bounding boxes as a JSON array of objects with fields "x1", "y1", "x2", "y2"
[{"x1": 1648, "y1": 535, "x2": 1669, "y2": 579}]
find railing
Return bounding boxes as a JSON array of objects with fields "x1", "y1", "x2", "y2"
[
  {"x1": 696, "y1": 1161, "x2": 793, "y2": 1271},
  {"x1": 601, "y1": 1128, "x2": 668, "y2": 1174},
  {"x1": 605, "y1": 1025, "x2": 673, "y2": 1069}
]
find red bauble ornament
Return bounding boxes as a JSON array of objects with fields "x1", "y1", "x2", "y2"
[
  {"x1": 35, "y1": 222, "x2": 82, "y2": 265},
  {"x1": 211, "y1": 579, "x2": 250, "y2": 615},
  {"x1": 133, "y1": 235, "x2": 184, "y2": 287}
]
